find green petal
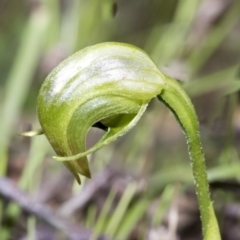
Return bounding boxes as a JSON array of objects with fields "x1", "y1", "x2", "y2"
[{"x1": 53, "y1": 103, "x2": 148, "y2": 162}]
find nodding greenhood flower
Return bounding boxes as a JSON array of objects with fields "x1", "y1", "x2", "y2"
[
  {"x1": 23, "y1": 42, "x2": 166, "y2": 183},
  {"x1": 22, "y1": 42, "x2": 221, "y2": 240}
]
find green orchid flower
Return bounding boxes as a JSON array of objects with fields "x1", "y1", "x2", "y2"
[{"x1": 22, "y1": 42, "x2": 221, "y2": 240}]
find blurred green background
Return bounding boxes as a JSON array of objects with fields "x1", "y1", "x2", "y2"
[{"x1": 1, "y1": 0, "x2": 240, "y2": 239}]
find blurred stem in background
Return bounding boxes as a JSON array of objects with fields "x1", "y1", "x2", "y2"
[
  {"x1": 0, "y1": 6, "x2": 49, "y2": 170},
  {"x1": 0, "y1": 4, "x2": 50, "y2": 239},
  {"x1": 188, "y1": 0, "x2": 240, "y2": 73}
]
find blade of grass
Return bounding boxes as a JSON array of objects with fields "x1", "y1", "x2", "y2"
[
  {"x1": 146, "y1": 0, "x2": 199, "y2": 65},
  {"x1": 0, "y1": 7, "x2": 49, "y2": 168},
  {"x1": 27, "y1": 216, "x2": 36, "y2": 240},
  {"x1": 6, "y1": 132, "x2": 49, "y2": 219},
  {"x1": 152, "y1": 184, "x2": 175, "y2": 227},
  {"x1": 221, "y1": 80, "x2": 240, "y2": 96},
  {"x1": 149, "y1": 164, "x2": 192, "y2": 192},
  {"x1": 183, "y1": 65, "x2": 239, "y2": 97},
  {"x1": 0, "y1": 7, "x2": 49, "y2": 237},
  {"x1": 0, "y1": 148, "x2": 7, "y2": 176},
  {"x1": 19, "y1": 133, "x2": 49, "y2": 191},
  {"x1": 42, "y1": 0, "x2": 61, "y2": 48},
  {"x1": 0, "y1": 227, "x2": 10, "y2": 240},
  {"x1": 75, "y1": 0, "x2": 101, "y2": 50},
  {"x1": 105, "y1": 181, "x2": 137, "y2": 237},
  {"x1": 101, "y1": 0, "x2": 115, "y2": 21},
  {"x1": 61, "y1": 0, "x2": 81, "y2": 52},
  {"x1": 86, "y1": 205, "x2": 97, "y2": 228},
  {"x1": 188, "y1": 0, "x2": 240, "y2": 72},
  {"x1": 208, "y1": 162, "x2": 240, "y2": 182},
  {"x1": 90, "y1": 189, "x2": 116, "y2": 240},
  {"x1": 115, "y1": 198, "x2": 149, "y2": 239}
]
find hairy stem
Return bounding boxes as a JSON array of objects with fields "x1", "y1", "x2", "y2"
[{"x1": 158, "y1": 76, "x2": 221, "y2": 240}]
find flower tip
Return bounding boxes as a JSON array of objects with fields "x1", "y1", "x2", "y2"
[
  {"x1": 53, "y1": 155, "x2": 65, "y2": 161},
  {"x1": 85, "y1": 169, "x2": 92, "y2": 179},
  {"x1": 19, "y1": 129, "x2": 44, "y2": 137},
  {"x1": 76, "y1": 175, "x2": 81, "y2": 185}
]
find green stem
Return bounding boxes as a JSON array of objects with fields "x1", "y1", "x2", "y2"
[{"x1": 158, "y1": 76, "x2": 221, "y2": 240}]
